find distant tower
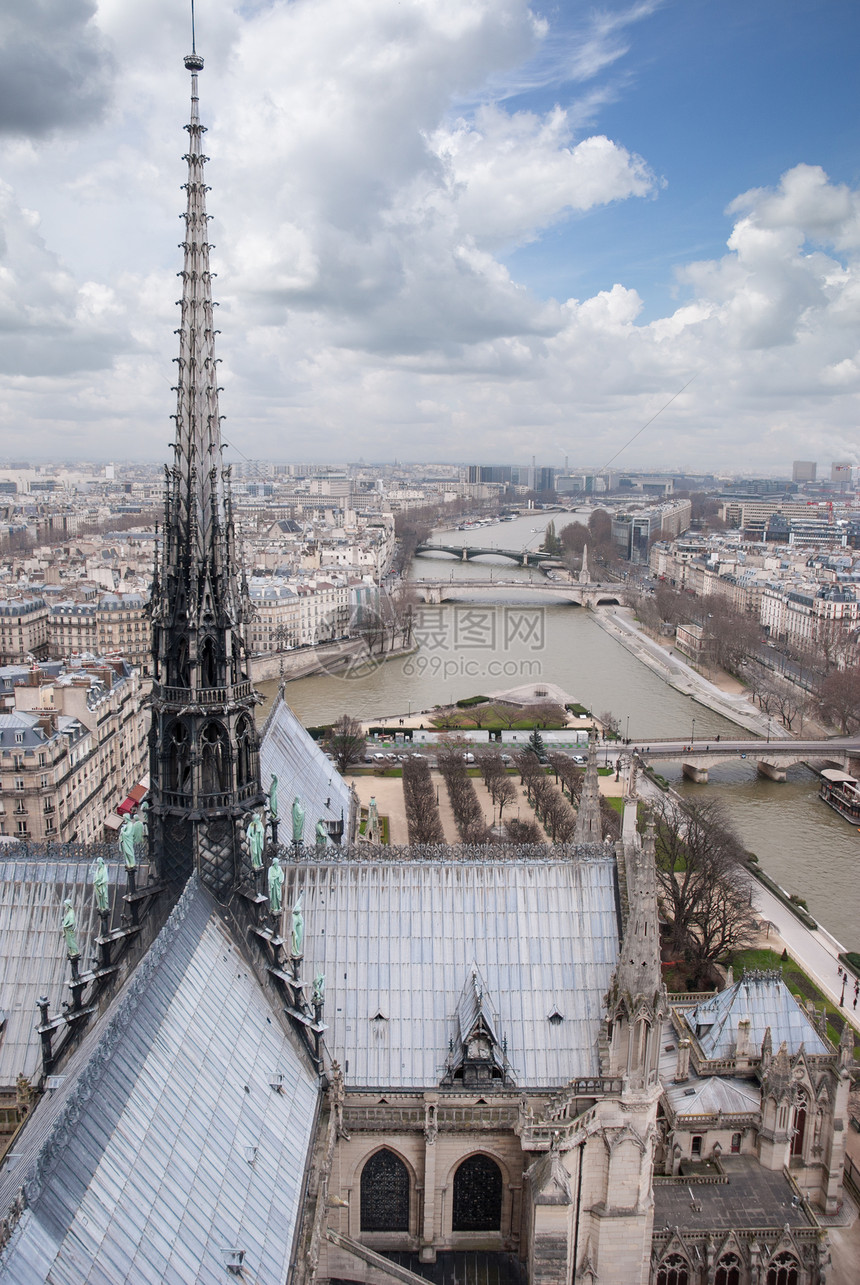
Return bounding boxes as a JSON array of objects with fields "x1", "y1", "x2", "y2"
[{"x1": 148, "y1": 44, "x2": 264, "y2": 897}]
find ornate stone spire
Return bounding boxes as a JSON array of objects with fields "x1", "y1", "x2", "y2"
[
  {"x1": 574, "y1": 727, "x2": 602, "y2": 843},
  {"x1": 148, "y1": 43, "x2": 264, "y2": 897}
]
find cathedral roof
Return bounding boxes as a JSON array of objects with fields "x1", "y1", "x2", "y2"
[
  {"x1": 260, "y1": 696, "x2": 352, "y2": 836},
  {"x1": 285, "y1": 851, "x2": 619, "y2": 1088},
  {"x1": 0, "y1": 878, "x2": 319, "y2": 1284},
  {"x1": 688, "y1": 972, "x2": 830, "y2": 1059},
  {"x1": 0, "y1": 857, "x2": 128, "y2": 1086}
]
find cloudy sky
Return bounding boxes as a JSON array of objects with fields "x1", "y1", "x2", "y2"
[{"x1": 1, "y1": 0, "x2": 859, "y2": 472}]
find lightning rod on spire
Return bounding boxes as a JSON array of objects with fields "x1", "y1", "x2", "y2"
[{"x1": 185, "y1": 0, "x2": 204, "y2": 71}]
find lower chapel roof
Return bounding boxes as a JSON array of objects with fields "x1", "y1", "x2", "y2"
[{"x1": 0, "y1": 878, "x2": 319, "y2": 1285}]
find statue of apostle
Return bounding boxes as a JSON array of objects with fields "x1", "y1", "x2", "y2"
[
  {"x1": 246, "y1": 812, "x2": 265, "y2": 870},
  {"x1": 267, "y1": 855, "x2": 285, "y2": 914}
]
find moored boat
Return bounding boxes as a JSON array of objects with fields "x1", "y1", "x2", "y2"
[{"x1": 819, "y1": 768, "x2": 860, "y2": 826}]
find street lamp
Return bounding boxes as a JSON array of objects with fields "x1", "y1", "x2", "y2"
[
  {"x1": 691, "y1": 717, "x2": 696, "y2": 745},
  {"x1": 767, "y1": 717, "x2": 771, "y2": 744},
  {"x1": 625, "y1": 714, "x2": 630, "y2": 744}
]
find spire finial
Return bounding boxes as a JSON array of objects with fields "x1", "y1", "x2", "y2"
[{"x1": 185, "y1": 0, "x2": 204, "y2": 71}]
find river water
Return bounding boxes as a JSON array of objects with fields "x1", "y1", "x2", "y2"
[{"x1": 261, "y1": 506, "x2": 860, "y2": 950}]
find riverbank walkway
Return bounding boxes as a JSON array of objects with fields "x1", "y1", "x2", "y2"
[{"x1": 592, "y1": 605, "x2": 784, "y2": 737}]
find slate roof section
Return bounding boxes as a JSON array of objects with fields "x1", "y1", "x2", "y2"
[
  {"x1": 0, "y1": 859, "x2": 128, "y2": 1085},
  {"x1": 660, "y1": 1026, "x2": 761, "y2": 1116},
  {"x1": 0, "y1": 877, "x2": 320, "y2": 1285},
  {"x1": 689, "y1": 974, "x2": 830, "y2": 1059},
  {"x1": 260, "y1": 695, "x2": 352, "y2": 839},
  {"x1": 286, "y1": 854, "x2": 619, "y2": 1088}
]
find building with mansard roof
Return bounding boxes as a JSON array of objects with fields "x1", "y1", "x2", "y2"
[{"x1": 0, "y1": 41, "x2": 849, "y2": 1285}]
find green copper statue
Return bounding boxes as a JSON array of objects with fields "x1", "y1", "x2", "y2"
[
  {"x1": 291, "y1": 893, "x2": 305, "y2": 957},
  {"x1": 269, "y1": 774, "x2": 279, "y2": 822},
  {"x1": 267, "y1": 855, "x2": 285, "y2": 913},
  {"x1": 62, "y1": 899, "x2": 79, "y2": 957},
  {"x1": 315, "y1": 818, "x2": 328, "y2": 846},
  {"x1": 131, "y1": 811, "x2": 145, "y2": 850},
  {"x1": 120, "y1": 817, "x2": 136, "y2": 870},
  {"x1": 312, "y1": 973, "x2": 325, "y2": 1006},
  {"x1": 246, "y1": 812, "x2": 265, "y2": 869},
  {"x1": 291, "y1": 796, "x2": 305, "y2": 844},
  {"x1": 93, "y1": 857, "x2": 109, "y2": 914}
]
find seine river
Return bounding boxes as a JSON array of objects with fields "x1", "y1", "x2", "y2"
[{"x1": 263, "y1": 507, "x2": 860, "y2": 950}]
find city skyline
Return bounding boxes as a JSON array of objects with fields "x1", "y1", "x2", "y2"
[{"x1": 1, "y1": 0, "x2": 858, "y2": 470}]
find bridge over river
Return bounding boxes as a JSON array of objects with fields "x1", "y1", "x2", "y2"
[
  {"x1": 631, "y1": 735, "x2": 860, "y2": 782},
  {"x1": 412, "y1": 578, "x2": 622, "y2": 608},
  {"x1": 416, "y1": 541, "x2": 551, "y2": 567}
]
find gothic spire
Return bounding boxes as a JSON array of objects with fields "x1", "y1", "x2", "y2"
[
  {"x1": 155, "y1": 48, "x2": 241, "y2": 633},
  {"x1": 148, "y1": 42, "x2": 264, "y2": 898},
  {"x1": 574, "y1": 727, "x2": 602, "y2": 843}
]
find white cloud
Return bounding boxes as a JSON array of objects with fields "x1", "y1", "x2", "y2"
[{"x1": 0, "y1": 1, "x2": 857, "y2": 471}]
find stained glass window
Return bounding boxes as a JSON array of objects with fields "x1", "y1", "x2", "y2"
[
  {"x1": 715, "y1": 1254, "x2": 741, "y2": 1285},
  {"x1": 360, "y1": 1149, "x2": 409, "y2": 1232},
  {"x1": 766, "y1": 1254, "x2": 799, "y2": 1285},
  {"x1": 656, "y1": 1254, "x2": 689, "y2": 1285},
  {"x1": 452, "y1": 1154, "x2": 503, "y2": 1231}
]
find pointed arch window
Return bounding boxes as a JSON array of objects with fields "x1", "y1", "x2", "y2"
[
  {"x1": 201, "y1": 721, "x2": 229, "y2": 795},
  {"x1": 766, "y1": 1253, "x2": 799, "y2": 1285},
  {"x1": 452, "y1": 1154, "x2": 502, "y2": 1231},
  {"x1": 791, "y1": 1094, "x2": 807, "y2": 1158},
  {"x1": 656, "y1": 1254, "x2": 689, "y2": 1285},
  {"x1": 199, "y1": 634, "x2": 218, "y2": 688},
  {"x1": 172, "y1": 636, "x2": 190, "y2": 688},
  {"x1": 360, "y1": 1149, "x2": 409, "y2": 1232},
  {"x1": 236, "y1": 716, "x2": 254, "y2": 787},
  {"x1": 715, "y1": 1254, "x2": 741, "y2": 1285},
  {"x1": 167, "y1": 721, "x2": 191, "y2": 794}
]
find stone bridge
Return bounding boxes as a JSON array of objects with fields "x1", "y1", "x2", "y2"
[
  {"x1": 416, "y1": 542, "x2": 550, "y2": 567},
  {"x1": 635, "y1": 736, "x2": 860, "y2": 782},
  {"x1": 412, "y1": 578, "x2": 622, "y2": 608}
]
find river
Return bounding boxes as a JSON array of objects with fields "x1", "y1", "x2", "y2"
[{"x1": 260, "y1": 505, "x2": 860, "y2": 950}]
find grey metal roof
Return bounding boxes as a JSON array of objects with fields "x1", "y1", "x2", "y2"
[
  {"x1": 285, "y1": 854, "x2": 619, "y2": 1089},
  {"x1": 260, "y1": 697, "x2": 352, "y2": 838},
  {"x1": 689, "y1": 974, "x2": 830, "y2": 1059},
  {"x1": 0, "y1": 878, "x2": 319, "y2": 1284},
  {"x1": 0, "y1": 859, "x2": 129, "y2": 1086},
  {"x1": 660, "y1": 1028, "x2": 761, "y2": 1116}
]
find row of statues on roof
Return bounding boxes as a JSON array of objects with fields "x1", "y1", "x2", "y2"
[
  {"x1": 245, "y1": 790, "x2": 330, "y2": 870},
  {"x1": 61, "y1": 852, "x2": 114, "y2": 956}
]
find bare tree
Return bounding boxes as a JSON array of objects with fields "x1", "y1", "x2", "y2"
[
  {"x1": 506, "y1": 817, "x2": 544, "y2": 844},
  {"x1": 599, "y1": 710, "x2": 621, "y2": 739},
  {"x1": 324, "y1": 715, "x2": 367, "y2": 774},
  {"x1": 402, "y1": 757, "x2": 445, "y2": 843},
  {"x1": 651, "y1": 796, "x2": 756, "y2": 982},
  {"x1": 818, "y1": 667, "x2": 860, "y2": 734}
]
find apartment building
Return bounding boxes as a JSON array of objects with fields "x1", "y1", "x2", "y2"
[
  {"x1": 0, "y1": 658, "x2": 147, "y2": 843},
  {"x1": 0, "y1": 598, "x2": 50, "y2": 664}
]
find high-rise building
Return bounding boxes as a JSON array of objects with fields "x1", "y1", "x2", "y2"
[{"x1": 792, "y1": 460, "x2": 817, "y2": 482}]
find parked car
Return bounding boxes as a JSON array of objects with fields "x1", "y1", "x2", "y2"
[
  {"x1": 572, "y1": 755, "x2": 587, "y2": 765},
  {"x1": 500, "y1": 753, "x2": 512, "y2": 764},
  {"x1": 462, "y1": 752, "x2": 475, "y2": 763}
]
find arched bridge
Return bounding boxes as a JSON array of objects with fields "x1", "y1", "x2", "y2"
[
  {"x1": 632, "y1": 736, "x2": 860, "y2": 782},
  {"x1": 412, "y1": 579, "x2": 622, "y2": 608},
  {"x1": 416, "y1": 542, "x2": 551, "y2": 567}
]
